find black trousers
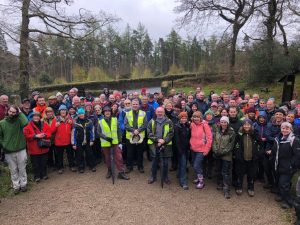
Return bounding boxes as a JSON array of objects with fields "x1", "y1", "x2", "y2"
[
  {"x1": 264, "y1": 155, "x2": 276, "y2": 186},
  {"x1": 55, "y1": 145, "x2": 75, "y2": 169},
  {"x1": 76, "y1": 144, "x2": 96, "y2": 170},
  {"x1": 126, "y1": 140, "x2": 144, "y2": 170},
  {"x1": 236, "y1": 160, "x2": 256, "y2": 191},
  {"x1": 31, "y1": 153, "x2": 48, "y2": 179},
  {"x1": 47, "y1": 145, "x2": 56, "y2": 168},
  {"x1": 171, "y1": 138, "x2": 178, "y2": 170},
  {"x1": 278, "y1": 173, "x2": 293, "y2": 205},
  {"x1": 93, "y1": 139, "x2": 102, "y2": 164}
]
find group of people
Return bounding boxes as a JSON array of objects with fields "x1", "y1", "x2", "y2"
[{"x1": 1, "y1": 86, "x2": 300, "y2": 224}]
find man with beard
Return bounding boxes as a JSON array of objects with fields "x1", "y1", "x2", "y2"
[
  {"x1": 0, "y1": 105, "x2": 28, "y2": 194},
  {"x1": 33, "y1": 96, "x2": 47, "y2": 118},
  {"x1": 48, "y1": 96, "x2": 60, "y2": 115}
]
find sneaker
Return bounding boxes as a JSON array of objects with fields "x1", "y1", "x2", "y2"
[
  {"x1": 79, "y1": 169, "x2": 84, "y2": 173},
  {"x1": 35, "y1": 178, "x2": 41, "y2": 183},
  {"x1": 248, "y1": 190, "x2": 254, "y2": 197},
  {"x1": 196, "y1": 175, "x2": 204, "y2": 189},
  {"x1": 224, "y1": 191, "x2": 231, "y2": 199},
  {"x1": 235, "y1": 189, "x2": 243, "y2": 196},
  {"x1": 21, "y1": 186, "x2": 27, "y2": 192},
  {"x1": 182, "y1": 185, "x2": 189, "y2": 190},
  {"x1": 43, "y1": 176, "x2": 49, "y2": 180},
  {"x1": 58, "y1": 169, "x2": 63, "y2": 174},
  {"x1": 118, "y1": 172, "x2": 130, "y2": 180},
  {"x1": 148, "y1": 177, "x2": 156, "y2": 184},
  {"x1": 91, "y1": 167, "x2": 96, "y2": 172},
  {"x1": 71, "y1": 167, "x2": 77, "y2": 172}
]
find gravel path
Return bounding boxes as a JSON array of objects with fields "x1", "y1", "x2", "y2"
[{"x1": 0, "y1": 162, "x2": 291, "y2": 225}]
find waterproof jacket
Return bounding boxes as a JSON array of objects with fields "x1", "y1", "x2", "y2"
[
  {"x1": 190, "y1": 121, "x2": 212, "y2": 154},
  {"x1": 212, "y1": 126, "x2": 236, "y2": 161},
  {"x1": 0, "y1": 113, "x2": 28, "y2": 153},
  {"x1": 194, "y1": 99, "x2": 209, "y2": 115},
  {"x1": 271, "y1": 133, "x2": 300, "y2": 174},
  {"x1": 174, "y1": 122, "x2": 190, "y2": 155},
  {"x1": 71, "y1": 118, "x2": 95, "y2": 146},
  {"x1": 51, "y1": 116, "x2": 73, "y2": 146},
  {"x1": 265, "y1": 120, "x2": 282, "y2": 150},
  {"x1": 23, "y1": 121, "x2": 51, "y2": 155}
]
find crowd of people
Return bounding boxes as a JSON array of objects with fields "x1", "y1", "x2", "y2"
[{"x1": 1, "y1": 86, "x2": 300, "y2": 224}]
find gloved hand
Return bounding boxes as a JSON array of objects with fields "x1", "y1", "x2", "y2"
[
  {"x1": 105, "y1": 137, "x2": 113, "y2": 142},
  {"x1": 90, "y1": 142, "x2": 94, "y2": 146},
  {"x1": 118, "y1": 144, "x2": 122, "y2": 150}
]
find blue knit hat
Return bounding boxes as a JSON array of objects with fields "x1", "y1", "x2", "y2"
[
  {"x1": 77, "y1": 108, "x2": 85, "y2": 115},
  {"x1": 58, "y1": 105, "x2": 67, "y2": 111}
]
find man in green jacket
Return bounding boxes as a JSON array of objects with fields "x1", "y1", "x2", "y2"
[{"x1": 0, "y1": 105, "x2": 28, "y2": 194}]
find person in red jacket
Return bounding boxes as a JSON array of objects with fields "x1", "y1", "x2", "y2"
[
  {"x1": 51, "y1": 105, "x2": 75, "y2": 174},
  {"x1": 24, "y1": 112, "x2": 51, "y2": 182}
]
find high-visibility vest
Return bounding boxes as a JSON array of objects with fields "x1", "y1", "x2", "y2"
[
  {"x1": 147, "y1": 119, "x2": 172, "y2": 145},
  {"x1": 99, "y1": 117, "x2": 118, "y2": 147},
  {"x1": 125, "y1": 110, "x2": 146, "y2": 140}
]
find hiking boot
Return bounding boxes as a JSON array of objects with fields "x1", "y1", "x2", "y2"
[
  {"x1": 235, "y1": 189, "x2": 243, "y2": 196},
  {"x1": 224, "y1": 191, "x2": 231, "y2": 199},
  {"x1": 43, "y1": 176, "x2": 49, "y2": 180},
  {"x1": 275, "y1": 196, "x2": 283, "y2": 202},
  {"x1": 79, "y1": 169, "x2": 84, "y2": 173},
  {"x1": 263, "y1": 183, "x2": 272, "y2": 189},
  {"x1": 58, "y1": 169, "x2": 63, "y2": 174},
  {"x1": 118, "y1": 172, "x2": 130, "y2": 180},
  {"x1": 106, "y1": 170, "x2": 112, "y2": 179},
  {"x1": 248, "y1": 190, "x2": 255, "y2": 197},
  {"x1": 35, "y1": 178, "x2": 41, "y2": 183},
  {"x1": 21, "y1": 186, "x2": 27, "y2": 192},
  {"x1": 13, "y1": 188, "x2": 20, "y2": 195},
  {"x1": 196, "y1": 175, "x2": 204, "y2": 189},
  {"x1": 182, "y1": 185, "x2": 189, "y2": 190},
  {"x1": 71, "y1": 167, "x2": 77, "y2": 172},
  {"x1": 164, "y1": 179, "x2": 171, "y2": 185},
  {"x1": 138, "y1": 168, "x2": 145, "y2": 174},
  {"x1": 125, "y1": 168, "x2": 133, "y2": 174},
  {"x1": 148, "y1": 177, "x2": 156, "y2": 184},
  {"x1": 281, "y1": 202, "x2": 292, "y2": 209}
]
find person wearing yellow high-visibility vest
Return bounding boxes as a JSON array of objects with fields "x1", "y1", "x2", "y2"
[
  {"x1": 97, "y1": 106, "x2": 129, "y2": 180},
  {"x1": 124, "y1": 99, "x2": 148, "y2": 173},
  {"x1": 147, "y1": 107, "x2": 174, "y2": 185}
]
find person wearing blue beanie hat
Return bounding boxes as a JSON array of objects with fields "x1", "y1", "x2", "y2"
[
  {"x1": 243, "y1": 118, "x2": 253, "y2": 126},
  {"x1": 77, "y1": 108, "x2": 85, "y2": 115},
  {"x1": 58, "y1": 104, "x2": 67, "y2": 111}
]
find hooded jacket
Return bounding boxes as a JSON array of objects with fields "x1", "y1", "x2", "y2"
[
  {"x1": 23, "y1": 121, "x2": 52, "y2": 155},
  {"x1": 0, "y1": 113, "x2": 28, "y2": 153}
]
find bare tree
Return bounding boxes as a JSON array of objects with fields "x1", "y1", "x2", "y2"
[
  {"x1": 174, "y1": 0, "x2": 260, "y2": 80},
  {"x1": 0, "y1": 0, "x2": 117, "y2": 98}
]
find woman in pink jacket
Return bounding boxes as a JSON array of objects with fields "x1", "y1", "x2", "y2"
[{"x1": 190, "y1": 111, "x2": 213, "y2": 189}]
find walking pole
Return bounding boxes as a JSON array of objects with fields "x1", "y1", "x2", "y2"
[{"x1": 110, "y1": 140, "x2": 115, "y2": 185}]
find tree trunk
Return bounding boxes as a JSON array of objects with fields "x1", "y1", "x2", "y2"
[
  {"x1": 19, "y1": 0, "x2": 31, "y2": 99},
  {"x1": 230, "y1": 24, "x2": 239, "y2": 82}
]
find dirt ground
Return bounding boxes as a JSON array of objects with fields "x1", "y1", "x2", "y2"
[{"x1": 0, "y1": 162, "x2": 292, "y2": 225}]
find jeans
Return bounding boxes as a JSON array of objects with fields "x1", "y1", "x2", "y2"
[
  {"x1": 151, "y1": 155, "x2": 169, "y2": 181},
  {"x1": 216, "y1": 159, "x2": 231, "y2": 191},
  {"x1": 177, "y1": 152, "x2": 187, "y2": 186},
  {"x1": 192, "y1": 152, "x2": 205, "y2": 176},
  {"x1": 31, "y1": 153, "x2": 48, "y2": 179},
  {"x1": 5, "y1": 149, "x2": 27, "y2": 189}
]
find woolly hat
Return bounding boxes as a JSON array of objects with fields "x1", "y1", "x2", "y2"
[
  {"x1": 103, "y1": 105, "x2": 112, "y2": 112},
  {"x1": 220, "y1": 116, "x2": 229, "y2": 124},
  {"x1": 258, "y1": 110, "x2": 267, "y2": 118},
  {"x1": 58, "y1": 105, "x2": 67, "y2": 111},
  {"x1": 204, "y1": 110, "x2": 215, "y2": 117},
  {"x1": 275, "y1": 108, "x2": 286, "y2": 116},
  {"x1": 178, "y1": 112, "x2": 188, "y2": 119},
  {"x1": 247, "y1": 107, "x2": 256, "y2": 114},
  {"x1": 77, "y1": 108, "x2": 85, "y2": 115},
  {"x1": 243, "y1": 118, "x2": 253, "y2": 126}
]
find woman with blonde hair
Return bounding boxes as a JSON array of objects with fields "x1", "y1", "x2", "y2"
[{"x1": 43, "y1": 107, "x2": 55, "y2": 168}]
